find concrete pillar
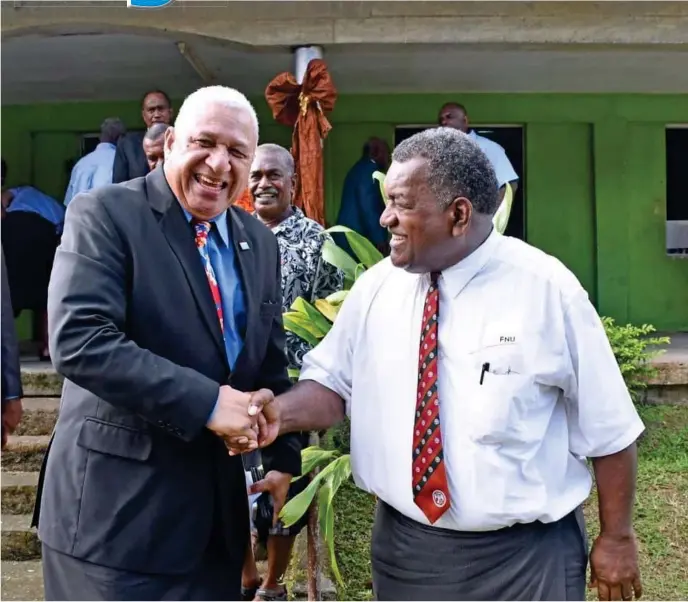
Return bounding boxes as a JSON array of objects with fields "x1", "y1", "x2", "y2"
[{"x1": 293, "y1": 45, "x2": 323, "y2": 84}]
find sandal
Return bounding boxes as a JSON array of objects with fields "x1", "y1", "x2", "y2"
[
  {"x1": 255, "y1": 585, "x2": 288, "y2": 601},
  {"x1": 240, "y1": 585, "x2": 258, "y2": 601}
]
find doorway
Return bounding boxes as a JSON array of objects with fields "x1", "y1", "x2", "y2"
[{"x1": 394, "y1": 125, "x2": 525, "y2": 241}]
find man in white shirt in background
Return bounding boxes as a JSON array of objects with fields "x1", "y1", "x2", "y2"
[
  {"x1": 439, "y1": 102, "x2": 518, "y2": 200},
  {"x1": 244, "y1": 127, "x2": 644, "y2": 601},
  {"x1": 64, "y1": 118, "x2": 126, "y2": 206}
]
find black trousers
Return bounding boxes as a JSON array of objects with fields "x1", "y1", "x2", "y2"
[{"x1": 372, "y1": 502, "x2": 588, "y2": 601}]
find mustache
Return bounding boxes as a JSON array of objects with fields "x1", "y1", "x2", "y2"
[{"x1": 255, "y1": 187, "x2": 280, "y2": 197}]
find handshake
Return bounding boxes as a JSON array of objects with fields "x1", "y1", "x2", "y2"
[{"x1": 206, "y1": 385, "x2": 279, "y2": 455}]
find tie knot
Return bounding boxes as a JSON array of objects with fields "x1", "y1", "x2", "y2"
[
  {"x1": 430, "y1": 271, "x2": 440, "y2": 286},
  {"x1": 193, "y1": 220, "x2": 211, "y2": 248}
]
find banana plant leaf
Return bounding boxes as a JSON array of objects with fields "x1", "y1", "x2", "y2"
[
  {"x1": 372, "y1": 170, "x2": 389, "y2": 206},
  {"x1": 314, "y1": 299, "x2": 341, "y2": 323},
  {"x1": 321, "y1": 239, "x2": 359, "y2": 282},
  {"x1": 291, "y1": 297, "x2": 335, "y2": 332},
  {"x1": 319, "y1": 454, "x2": 351, "y2": 585},
  {"x1": 300, "y1": 446, "x2": 340, "y2": 477},
  {"x1": 283, "y1": 313, "x2": 321, "y2": 346},
  {"x1": 279, "y1": 455, "x2": 344, "y2": 527},
  {"x1": 326, "y1": 225, "x2": 384, "y2": 269},
  {"x1": 325, "y1": 290, "x2": 349, "y2": 306},
  {"x1": 287, "y1": 367, "x2": 300, "y2": 380},
  {"x1": 283, "y1": 310, "x2": 329, "y2": 339},
  {"x1": 493, "y1": 182, "x2": 513, "y2": 235}
]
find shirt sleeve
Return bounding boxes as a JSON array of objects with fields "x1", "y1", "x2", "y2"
[
  {"x1": 64, "y1": 171, "x2": 77, "y2": 206},
  {"x1": 299, "y1": 273, "x2": 364, "y2": 417},
  {"x1": 562, "y1": 291, "x2": 645, "y2": 458},
  {"x1": 490, "y1": 146, "x2": 518, "y2": 188}
]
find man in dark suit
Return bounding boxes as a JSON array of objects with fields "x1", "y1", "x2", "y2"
[
  {"x1": 112, "y1": 89, "x2": 173, "y2": 183},
  {"x1": 34, "y1": 86, "x2": 302, "y2": 601},
  {"x1": 2, "y1": 245, "x2": 23, "y2": 448},
  {"x1": 335, "y1": 137, "x2": 391, "y2": 255}
]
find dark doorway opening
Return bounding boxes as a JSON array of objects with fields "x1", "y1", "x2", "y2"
[{"x1": 394, "y1": 126, "x2": 525, "y2": 241}]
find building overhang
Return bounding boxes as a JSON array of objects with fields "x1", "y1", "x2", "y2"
[{"x1": 2, "y1": 1, "x2": 687, "y2": 104}]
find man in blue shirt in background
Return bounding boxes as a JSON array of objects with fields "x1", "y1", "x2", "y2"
[
  {"x1": 336, "y1": 137, "x2": 391, "y2": 255},
  {"x1": 64, "y1": 117, "x2": 126, "y2": 206}
]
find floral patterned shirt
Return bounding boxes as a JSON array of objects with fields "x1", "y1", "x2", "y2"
[{"x1": 268, "y1": 207, "x2": 344, "y2": 371}]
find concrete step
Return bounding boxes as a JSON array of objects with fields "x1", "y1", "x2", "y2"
[
  {"x1": 1, "y1": 514, "x2": 40, "y2": 561},
  {"x1": 646, "y1": 357, "x2": 688, "y2": 405},
  {"x1": 2, "y1": 472, "x2": 39, "y2": 515},
  {"x1": 2, "y1": 436, "x2": 49, "y2": 473},
  {"x1": 14, "y1": 398, "x2": 59, "y2": 437},
  {"x1": 0, "y1": 560, "x2": 44, "y2": 601}
]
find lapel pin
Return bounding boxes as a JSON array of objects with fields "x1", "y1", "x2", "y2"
[{"x1": 239, "y1": 241, "x2": 250, "y2": 251}]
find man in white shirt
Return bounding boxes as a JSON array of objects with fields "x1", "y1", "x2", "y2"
[
  {"x1": 439, "y1": 102, "x2": 519, "y2": 198},
  {"x1": 243, "y1": 127, "x2": 643, "y2": 602}
]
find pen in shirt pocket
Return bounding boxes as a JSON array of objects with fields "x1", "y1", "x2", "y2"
[{"x1": 480, "y1": 362, "x2": 489, "y2": 385}]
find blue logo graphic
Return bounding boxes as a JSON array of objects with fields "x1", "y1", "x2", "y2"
[{"x1": 128, "y1": 0, "x2": 173, "y2": 7}]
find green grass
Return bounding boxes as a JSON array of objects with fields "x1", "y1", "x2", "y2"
[{"x1": 331, "y1": 405, "x2": 688, "y2": 601}]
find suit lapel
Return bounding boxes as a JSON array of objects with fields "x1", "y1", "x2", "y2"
[
  {"x1": 228, "y1": 207, "x2": 259, "y2": 368},
  {"x1": 147, "y1": 169, "x2": 227, "y2": 367}
]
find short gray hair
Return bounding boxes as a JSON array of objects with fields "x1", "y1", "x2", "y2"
[
  {"x1": 144, "y1": 122, "x2": 170, "y2": 142},
  {"x1": 100, "y1": 117, "x2": 126, "y2": 144},
  {"x1": 392, "y1": 127, "x2": 499, "y2": 215},
  {"x1": 174, "y1": 85, "x2": 259, "y2": 140},
  {"x1": 256, "y1": 143, "x2": 294, "y2": 176}
]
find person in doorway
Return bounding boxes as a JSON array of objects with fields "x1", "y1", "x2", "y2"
[
  {"x1": 245, "y1": 127, "x2": 645, "y2": 602},
  {"x1": 438, "y1": 102, "x2": 519, "y2": 198},
  {"x1": 240, "y1": 143, "x2": 343, "y2": 601},
  {"x1": 1, "y1": 159, "x2": 65, "y2": 362},
  {"x1": 64, "y1": 117, "x2": 127, "y2": 206},
  {"x1": 33, "y1": 86, "x2": 302, "y2": 601},
  {"x1": 336, "y1": 137, "x2": 391, "y2": 255},
  {"x1": 142, "y1": 123, "x2": 170, "y2": 171},
  {"x1": 112, "y1": 89, "x2": 173, "y2": 183},
  {"x1": 2, "y1": 244, "x2": 23, "y2": 449}
]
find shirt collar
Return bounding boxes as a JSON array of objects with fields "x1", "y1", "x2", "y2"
[
  {"x1": 96, "y1": 142, "x2": 116, "y2": 152},
  {"x1": 180, "y1": 204, "x2": 230, "y2": 247},
  {"x1": 468, "y1": 130, "x2": 478, "y2": 140},
  {"x1": 435, "y1": 227, "x2": 502, "y2": 299},
  {"x1": 267, "y1": 206, "x2": 303, "y2": 235}
]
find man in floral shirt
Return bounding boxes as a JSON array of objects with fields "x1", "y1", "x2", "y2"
[{"x1": 241, "y1": 143, "x2": 343, "y2": 601}]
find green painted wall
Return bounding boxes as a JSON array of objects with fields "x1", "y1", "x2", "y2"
[{"x1": 2, "y1": 94, "x2": 687, "y2": 330}]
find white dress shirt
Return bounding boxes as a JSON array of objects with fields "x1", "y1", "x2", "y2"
[
  {"x1": 300, "y1": 230, "x2": 644, "y2": 532},
  {"x1": 469, "y1": 131, "x2": 518, "y2": 189}
]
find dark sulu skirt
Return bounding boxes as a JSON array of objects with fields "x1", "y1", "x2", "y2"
[{"x1": 371, "y1": 501, "x2": 588, "y2": 601}]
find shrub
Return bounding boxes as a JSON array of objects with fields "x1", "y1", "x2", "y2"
[{"x1": 602, "y1": 318, "x2": 670, "y2": 403}]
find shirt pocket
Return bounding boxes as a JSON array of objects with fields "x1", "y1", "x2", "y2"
[{"x1": 465, "y1": 345, "x2": 538, "y2": 444}]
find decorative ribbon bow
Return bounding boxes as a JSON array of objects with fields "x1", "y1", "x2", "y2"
[{"x1": 265, "y1": 59, "x2": 337, "y2": 226}]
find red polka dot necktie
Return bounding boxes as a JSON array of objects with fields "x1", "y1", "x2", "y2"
[
  {"x1": 412, "y1": 271, "x2": 451, "y2": 524},
  {"x1": 193, "y1": 220, "x2": 225, "y2": 334}
]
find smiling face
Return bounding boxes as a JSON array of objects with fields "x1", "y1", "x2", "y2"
[
  {"x1": 381, "y1": 157, "x2": 472, "y2": 273},
  {"x1": 163, "y1": 101, "x2": 257, "y2": 221},
  {"x1": 249, "y1": 148, "x2": 294, "y2": 223}
]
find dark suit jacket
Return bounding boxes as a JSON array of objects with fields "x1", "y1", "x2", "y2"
[
  {"x1": 112, "y1": 131, "x2": 148, "y2": 183},
  {"x1": 34, "y1": 167, "x2": 301, "y2": 575},
  {"x1": 1, "y1": 245, "x2": 23, "y2": 402},
  {"x1": 335, "y1": 158, "x2": 388, "y2": 254}
]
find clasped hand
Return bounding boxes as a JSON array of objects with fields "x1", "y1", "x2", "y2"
[{"x1": 206, "y1": 385, "x2": 278, "y2": 453}]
